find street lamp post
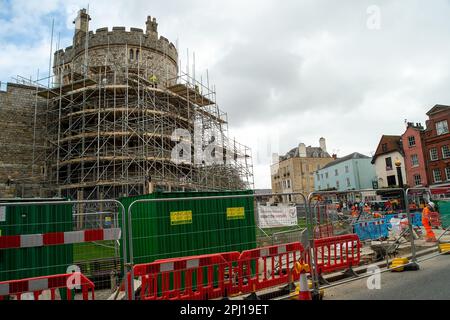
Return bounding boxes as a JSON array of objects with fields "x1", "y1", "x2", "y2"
[{"x1": 395, "y1": 159, "x2": 404, "y2": 189}]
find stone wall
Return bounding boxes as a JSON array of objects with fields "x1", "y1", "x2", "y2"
[{"x1": 0, "y1": 84, "x2": 46, "y2": 198}]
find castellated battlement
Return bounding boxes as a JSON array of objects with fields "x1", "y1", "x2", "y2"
[
  {"x1": 53, "y1": 10, "x2": 179, "y2": 87},
  {"x1": 54, "y1": 25, "x2": 178, "y2": 67}
]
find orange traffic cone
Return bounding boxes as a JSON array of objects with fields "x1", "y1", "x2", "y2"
[{"x1": 296, "y1": 262, "x2": 312, "y2": 301}]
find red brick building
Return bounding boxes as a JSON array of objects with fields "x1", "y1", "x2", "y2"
[
  {"x1": 401, "y1": 122, "x2": 428, "y2": 187},
  {"x1": 423, "y1": 105, "x2": 450, "y2": 187}
]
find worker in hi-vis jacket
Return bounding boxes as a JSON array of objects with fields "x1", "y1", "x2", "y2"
[{"x1": 422, "y1": 202, "x2": 437, "y2": 242}]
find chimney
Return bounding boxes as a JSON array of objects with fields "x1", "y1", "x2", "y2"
[
  {"x1": 332, "y1": 154, "x2": 338, "y2": 160},
  {"x1": 73, "y1": 9, "x2": 91, "y2": 46},
  {"x1": 319, "y1": 137, "x2": 327, "y2": 153},
  {"x1": 74, "y1": 8, "x2": 91, "y2": 35},
  {"x1": 146, "y1": 16, "x2": 158, "y2": 38},
  {"x1": 298, "y1": 143, "x2": 307, "y2": 158}
]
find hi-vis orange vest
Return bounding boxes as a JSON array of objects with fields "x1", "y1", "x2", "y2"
[{"x1": 423, "y1": 206, "x2": 432, "y2": 219}]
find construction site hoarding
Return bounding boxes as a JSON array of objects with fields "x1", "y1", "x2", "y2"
[
  {"x1": 120, "y1": 190, "x2": 257, "y2": 264},
  {"x1": 0, "y1": 199, "x2": 73, "y2": 282}
]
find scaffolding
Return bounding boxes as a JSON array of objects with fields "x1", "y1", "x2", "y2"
[{"x1": 18, "y1": 41, "x2": 253, "y2": 201}]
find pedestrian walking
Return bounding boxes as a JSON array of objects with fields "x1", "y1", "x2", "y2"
[{"x1": 422, "y1": 202, "x2": 437, "y2": 242}]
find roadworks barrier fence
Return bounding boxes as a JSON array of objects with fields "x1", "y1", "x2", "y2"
[
  {"x1": 0, "y1": 272, "x2": 95, "y2": 300},
  {"x1": 129, "y1": 242, "x2": 306, "y2": 300},
  {"x1": 0, "y1": 199, "x2": 126, "y2": 300},
  {"x1": 126, "y1": 235, "x2": 362, "y2": 300},
  {"x1": 3, "y1": 191, "x2": 424, "y2": 301}
]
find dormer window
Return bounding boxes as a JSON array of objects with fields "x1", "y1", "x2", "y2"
[{"x1": 436, "y1": 120, "x2": 449, "y2": 136}]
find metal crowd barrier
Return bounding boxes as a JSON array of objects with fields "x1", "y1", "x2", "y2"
[
  {"x1": 0, "y1": 200, "x2": 128, "y2": 300},
  {"x1": 125, "y1": 192, "x2": 309, "y2": 300}
]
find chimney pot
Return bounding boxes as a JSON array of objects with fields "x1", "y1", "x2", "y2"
[{"x1": 298, "y1": 143, "x2": 307, "y2": 158}]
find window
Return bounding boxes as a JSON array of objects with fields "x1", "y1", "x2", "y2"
[
  {"x1": 336, "y1": 181, "x2": 340, "y2": 189},
  {"x1": 430, "y1": 148, "x2": 439, "y2": 161},
  {"x1": 436, "y1": 120, "x2": 449, "y2": 136},
  {"x1": 317, "y1": 174, "x2": 320, "y2": 182},
  {"x1": 335, "y1": 169, "x2": 339, "y2": 176},
  {"x1": 433, "y1": 169, "x2": 442, "y2": 183},
  {"x1": 387, "y1": 175, "x2": 397, "y2": 186},
  {"x1": 408, "y1": 136, "x2": 416, "y2": 147},
  {"x1": 325, "y1": 172, "x2": 329, "y2": 179},
  {"x1": 136, "y1": 49, "x2": 140, "y2": 61},
  {"x1": 382, "y1": 143, "x2": 388, "y2": 152},
  {"x1": 385, "y1": 157, "x2": 393, "y2": 171},
  {"x1": 442, "y1": 145, "x2": 450, "y2": 159},
  {"x1": 345, "y1": 166, "x2": 349, "y2": 173},
  {"x1": 129, "y1": 49, "x2": 134, "y2": 60},
  {"x1": 346, "y1": 178, "x2": 351, "y2": 187},
  {"x1": 446, "y1": 168, "x2": 450, "y2": 181},
  {"x1": 321, "y1": 174, "x2": 324, "y2": 180},
  {"x1": 411, "y1": 154, "x2": 419, "y2": 167},
  {"x1": 413, "y1": 174, "x2": 422, "y2": 186}
]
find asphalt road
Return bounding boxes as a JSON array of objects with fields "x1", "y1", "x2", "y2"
[{"x1": 325, "y1": 254, "x2": 450, "y2": 300}]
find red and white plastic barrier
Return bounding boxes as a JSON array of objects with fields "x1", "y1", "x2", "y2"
[
  {"x1": 238, "y1": 242, "x2": 305, "y2": 294},
  {"x1": 310, "y1": 234, "x2": 360, "y2": 275},
  {"x1": 127, "y1": 237, "x2": 362, "y2": 300},
  {"x1": 314, "y1": 223, "x2": 334, "y2": 239},
  {"x1": 218, "y1": 252, "x2": 241, "y2": 296},
  {"x1": 0, "y1": 273, "x2": 95, "y2": 300},
  {"x1": 0, "y1": 228, "x2": 121, "y2": 249},
  {"x1": 129, "y1": 243, "x2": 306, "y2": 300},
  {"x1": 133, "y1": 253, "x2": 228, "y2": 300}
]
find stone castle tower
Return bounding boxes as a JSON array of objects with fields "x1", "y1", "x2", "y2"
[
  {"x1": 0, "y1": 9, "x2": 253, "y2": 200},
  {"x1": 41, "y1": 9, "x2": 251, "y2": 200},
  {"x1": 53, "y1": 9, "x2": 178, "y2": 87}
]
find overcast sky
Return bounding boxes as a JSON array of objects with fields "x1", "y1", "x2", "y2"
[{"x1": 1, "y1": 0, "x2": 450, "y2": 189}]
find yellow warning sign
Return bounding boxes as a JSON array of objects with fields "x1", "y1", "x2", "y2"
[
  {"x1": 170, "y1": 211, "x2": 193, "y2": 226},
  {"x1": 227, "y1": 207, "x2": 245, "y2": 220}
]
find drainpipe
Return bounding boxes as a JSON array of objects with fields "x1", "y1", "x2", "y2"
[{"x1": 355, "y1": 161, "x2": 361, "y2": 190}]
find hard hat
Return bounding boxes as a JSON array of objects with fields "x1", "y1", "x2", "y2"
[{"x1": 428, "y1": 202, "x2": 435, "y2": 208}]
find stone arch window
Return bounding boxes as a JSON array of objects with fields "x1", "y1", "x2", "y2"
[
  {"x1": 136, "y1": 49, "x2": 140, "y2": 61},
  {"x1": 129, "y1": 49, "x2": 134, "y2": 60}
]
